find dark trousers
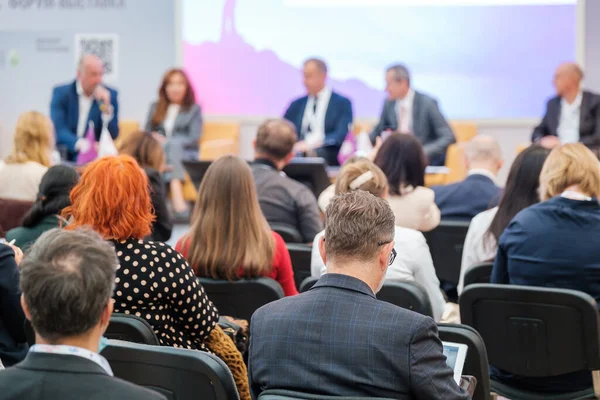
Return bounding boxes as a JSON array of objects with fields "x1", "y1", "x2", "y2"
[{"x1": 315, "y1": 146, "x2": 340, "y2": 166}]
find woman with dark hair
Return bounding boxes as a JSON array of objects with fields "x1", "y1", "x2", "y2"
[
  {"x1": 145, "y1": 68, "x2": 202, "y2": 218},
  {"x1": 117, "y1": 131, "x2": 173, "y2": 242},
  {"x1": 458, "y1": 145, "x2": 550, "y2": 293},
  {"x1": 6, "y1": 165, "x2": 79, "y2": 249},
  {"x1": 373, "y1": 133, "x2": 440, "y2": 231}
]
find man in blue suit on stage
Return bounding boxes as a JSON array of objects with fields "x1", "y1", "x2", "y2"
[
  {"x1": 284, "y1": 58, "x2": 353, "y2": 166},
  {"x1": 50, "y1": 54, "x2": 119, "y2": 161}
]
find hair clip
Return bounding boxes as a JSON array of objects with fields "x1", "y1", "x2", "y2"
[{"x1": 349, "y1": 171, "x2": 374, "y2": 190}]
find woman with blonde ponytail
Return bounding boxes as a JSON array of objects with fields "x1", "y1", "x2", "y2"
[{"x1": 0, "y1": 111, "x2": 54, "y2": 201}]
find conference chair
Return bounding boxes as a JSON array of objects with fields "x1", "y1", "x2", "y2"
[
  {"x1": 199, "y1": 277, "x2": 284, "y2": 321},
  {"x1": 270, "y1": 223, "x2": 304, "y2": 243},
  {"x1": 460, "y1": 284, "x2": 600, "y2": 400},
  {"x1": 102, "y1": 339, "x2": 239, "y2": 400},
  {"x1": 424, "y1": 219, "x2": 470, "y2": 301},
  {"x1": 437, "y1": 323, "x2": 493, "y2": 400},
  {"x1": 0, "y1": 198, "x2": 33, "y2": 233},
  {"x1": 258, "y1": 389, "x2": 394, "y2": 400},
  {"x1": 299, "y1": 277, "x2": 433, "y2": 318},
  {"x1": 105, "y1": 313, "x2": 159, "y2": 345},
  {"x1": 287, "y1": 243, "x2": 312, "y2": 290},
  {"x1": 462, "y1": 262, "x2": 493, "y2": 290}
]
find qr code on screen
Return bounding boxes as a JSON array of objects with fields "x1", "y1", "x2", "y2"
[{"x1": 74, "y1": 34, "x2": 119, "y2": 81}]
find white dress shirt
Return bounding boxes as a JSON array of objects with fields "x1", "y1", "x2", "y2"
[
  {"x1": 557, "y1": 91, "x2": 583, "y2": 144},
  {"x1": 163, "y1": 104, "x2": 181, "y2": 138},
  {"x1": 311, "y1": 226, "x2": 446, "y2": 322},
  {"x1": 395, "y1": 88, "x2": 415, "y2": 133},
  {"x1": 458, "y1": 207, "x2": 498, "y2": 294},
  {"x1": 76, "y1": 81, "x2": 94, "y2": 138},
  {"x1": 301, "y1": 86, "x2": 332, "y2": 148}
]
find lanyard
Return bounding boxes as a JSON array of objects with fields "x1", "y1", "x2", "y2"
[{"x1": 30, "y1": 344, "x2": 113, "y2": 376}]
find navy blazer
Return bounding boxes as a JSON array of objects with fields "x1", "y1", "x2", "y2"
[
  {"x1": 50, "y1": 80, "x2": 119, "y2": 160},
  {"x1": 283, "y1": 91, "x2": 353, "y2": 149},
  {"x1": 249, "y1": 273, "x2": 468, "y2": 399},
  {"x1": 432, "y1": 173, "x2": 501, "y2": 220},
  {"x1": 0, "y1": 244, "x2": 27, "y2": 367},
  {"x1": 491, "y1": 195, "x2": 600, "y2": 393},
  {"x1": 531, "y1": 91, "x2": 600, "y2": 147}
]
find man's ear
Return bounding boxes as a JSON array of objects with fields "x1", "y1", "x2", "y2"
[
  {"x1": 318, "y1": 235, "x2": 327, "y2": 265},
  {"x1": 252, "y1": 138, "x2": 257, "y2": 150},
  {"x1": 379, "y1": 241, "x2": 394, "y2": 272},
  {"x1": 20, "y1": 294, "x2": 31, "y2": 321},
  {"x1": 284, "y1": 151, "x2": 295, "y2": 165},
  {"x1": 99, "y1": 299, "x2": 114, "y2": 330}
]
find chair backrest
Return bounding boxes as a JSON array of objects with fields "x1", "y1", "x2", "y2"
[
  {"x1": 437, "y1": 323, "x2": 492, "y2": 400},
  {"x1": 102, "y1": 339, "x2": 239, "y2": 400},
  {"x1": 199, "y1": 277, "x2": 284, "y2": 321},
  {"x1": 377, "y1": 281, "x2": 434, "y2": 318},
  {"x1": 449, "y1": 122, "x2": 477, "y2": 143},
  {"x1": 299, "y1": 276, "x2": 318, "y2": 293},
  {"x1": 105, "y1": 313, "x2": 160, "y2": 345},
  {"x1": 424, "y1": 220, "x2": 470, "y2": 285},
  {"x1": 271, "y1": 223, "x2": 304, "y2": 244},
  {"x1": 259, "y1": 389, "x2": 394, "y2": 400},
  {"x1": 462, "y1": 262, "x2": 493, "y2": 290},
  {"x1": 287, "y1": 243, "x2": 313, "y2": 290},
  {"x1": 199, "y1": 122, "x2": 240, "y2": 160},
  {"x1": 23, "y1": 314, "x2": 160, "y2": 347},
  {"x1": 460, "y1": 284, "x2": 600, "y2": 378},
  {"x1": 0, "y1": 198, "x2": 33, "y2": 233}
]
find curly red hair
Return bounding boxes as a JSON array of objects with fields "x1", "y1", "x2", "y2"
[{"x1": 63, "y1": 155, "x2": 155, "y2": 240}]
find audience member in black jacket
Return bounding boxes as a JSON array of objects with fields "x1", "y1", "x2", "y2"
[
  {"x1": 117, "y1": 131, "x2": 173, "y2": 242},
  {"x1": 0, "y1": 243, "x2": 27, "y2": 367}
]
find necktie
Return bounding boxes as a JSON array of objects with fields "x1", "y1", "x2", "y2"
[{"x1": 308, "y1": 96, "x2": 318, "y2": 133}]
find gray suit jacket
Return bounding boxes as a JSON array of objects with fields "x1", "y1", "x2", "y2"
[
  {"x1": 370, "y1": 91, "x2": 455, "y2": 165},
  {"x1": 144, "y1": 102, "x2": 203, "y2": 148}
]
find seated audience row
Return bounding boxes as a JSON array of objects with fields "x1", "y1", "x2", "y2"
[
  {"x1": 175, "y1": 155, "x2": 299, "y2": 296},
  {"x1": 310, "y1": 158, "x2": 447, "y2": 321},
  {"x1": 0, "y1": 111, "x2": 53, "y2": 202},
  {"x1": 459, "y1": 145, "x2": 550, "y2": 292},
  {"x1": 250, "y1": 190, "x2": 470, "y2": 399}
]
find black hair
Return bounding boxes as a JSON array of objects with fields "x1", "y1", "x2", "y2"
[
  {"x1": 486, "y1": 145, "x2": 551, "y2": 243},
  {"x1": 373, "y1": 133, "x2": 426, "y2": 195},
  {"x1": 22, "y1": 165, "x2": 80, "y2": 228}
]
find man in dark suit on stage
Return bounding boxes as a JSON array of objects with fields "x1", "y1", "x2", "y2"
[
  {"x1": 370, "y1": 64, "x2": 455, "y2": 166},
  {"x1": 284, "y1": 58, "x2": 353, "y2": 166},
  {"x1": 50, "y1": 54, "x2": 119, "y2": 161},
  {"x1": 0, "y1": 228, "x2": 165, "y2": 400},
  {"x1": 532, "y1": 62, "x2": 600, "y2": 151},
  {"x1": 249, "y1": 190, "x2": 469, "y2": 400}
]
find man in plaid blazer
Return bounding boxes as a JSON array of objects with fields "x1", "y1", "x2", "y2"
[{"x1": 249, "y1": 190, "x2": 469, "y2": 399}]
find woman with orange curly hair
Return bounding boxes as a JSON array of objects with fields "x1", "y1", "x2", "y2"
[{"x1": 62, "y1": 155, "x2": 218, "y2": 352}]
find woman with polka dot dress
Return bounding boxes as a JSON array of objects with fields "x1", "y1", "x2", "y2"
[{"x1": 62, "y1": 155, "x2": 218, "y2": 351}]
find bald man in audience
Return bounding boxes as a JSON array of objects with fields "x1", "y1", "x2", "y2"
[
  {"x1": 251, "y1": 119, "x2": 323, "y2": 243},
  {"x1": 283, "y1": 58, "x2": 353, "y2": 166},
  {"x1": 532, "y1": 62, "x2": 600, "y2": 150},
  {"x1": 432, "y1": 136, "x2": 503, "y2": 220},
  {"x1": 50, "y1": 54, "x2": 119, "y2": 161}
]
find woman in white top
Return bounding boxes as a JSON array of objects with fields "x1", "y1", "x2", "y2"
[
  {"x1": 373, "y1": 133, "x2": 440, "y2": 231},
  {"x1": 0, "y1": 111, "x2": 53, "y2": 201},
  {"x1": 459, "y1": 145, "x2": 550, "y2": 293},
  {"x1": 311, "y1": 159, "x2": 447, "y2": 321},
  {"x1": 145, "y1": 68, "x2": 203, "y2": 218}
]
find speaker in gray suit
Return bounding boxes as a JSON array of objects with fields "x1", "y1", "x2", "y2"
[{"x1": 370, "y1": 64, "x2": 455, "y2": 166}]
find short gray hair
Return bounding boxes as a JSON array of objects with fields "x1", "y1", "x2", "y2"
[
  {"x1": 304, "y1": 58, "x2": 328, "y2": 74},
  {"x1": 465, "y1": 135, "x2": 502, "y2": 164},
  {"x1": 20, "y1": 228, "x2": 118, "y2": 342},
  {"x1": 387, "y1": 64, "x2": 411, "y2": 84},
  {"x1": 324, "y1": 190, "x2": 395, "y2": 263}
]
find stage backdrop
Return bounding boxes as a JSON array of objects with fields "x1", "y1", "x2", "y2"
[
  {"x1": 183, "y1": 0, "x2": 576, "y2": 119},
  {"x1": 0, "y1": 0, "x2": 175, "y2": 157}
]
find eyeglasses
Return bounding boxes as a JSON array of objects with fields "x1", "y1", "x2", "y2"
[{"x1": 378, "y1": 240, "x2": 397, "y2": 266}]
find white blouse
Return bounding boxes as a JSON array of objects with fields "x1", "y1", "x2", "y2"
[
  {"x1": 311, "y1": 226, "x2": 446, "y2": 322},
  {"x1": 0, "y1": 161, "x2": 48, "y2": 201},
  {"x1": 458, "y1": 207, "x2": 498, "y2": 294},
  {"x1": 163, "y1": 104, "x2": 181, "y2": 138}
]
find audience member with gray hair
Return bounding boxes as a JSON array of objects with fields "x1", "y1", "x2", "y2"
[
  {"x1": 369, "y1": 63, "x2": 455, "y2": 166},
  {"x1": 249, "y1": 190, "x2": 470, "y2": 399},
  {"x1": 432, "y1": 135, "x2": 503, "y2": 220},
  {"x1": 0, "y1": 228, "x2": 165, "y2": 400}
]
